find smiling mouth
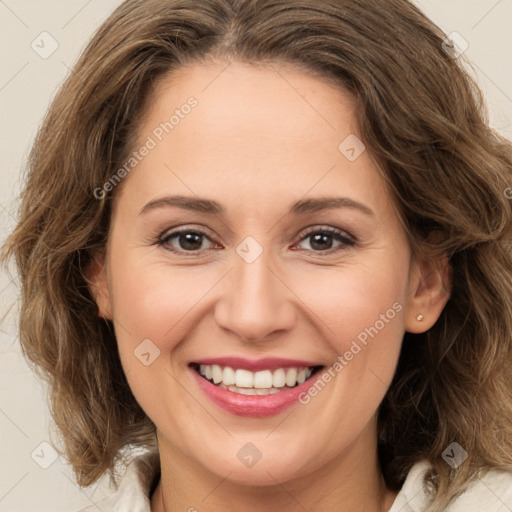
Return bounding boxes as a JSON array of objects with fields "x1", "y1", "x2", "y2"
[{"x1": 190, "y1": 363, "x2": 324, "y2": 396}]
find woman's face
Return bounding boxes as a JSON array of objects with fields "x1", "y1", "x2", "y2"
[{"x1": 92, "y1": 60, "x2": 445, "y2": 486}]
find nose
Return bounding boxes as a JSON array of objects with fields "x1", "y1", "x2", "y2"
[{"x1": 214, "y1": 249, "x2": 296, "y2": 343}]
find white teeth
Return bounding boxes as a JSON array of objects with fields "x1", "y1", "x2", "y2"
[
  {"x1": 197, "y1": 364, "x2": 316, "y2": 391},
  {"x1": 201, "y1": 364, "x2": 212, "y2": 381},
  {"x1": 220, "y1": 384, "x2": 291, "y2": 395},
  {"x1": 285, "y1": 368, "x2": 297, "y2": 387},
  {"x1": 211, "y1": 365, "x2": 223, "y2": 384},
  {"x1": 222, "y1": 366, "x2": 236, "y2": 386},
  {"x1": 272, "y1": 368, "x2": 286, "y2": 388},
  {"x1": 235, "y1": 369, "x2": 254, "y2": 388},
  {"x1": 254, "y1": 370, "x2": 273, "y2": 388},
  {"x1": 297, "y1": 368, "x2": 307, "y2": 385}
]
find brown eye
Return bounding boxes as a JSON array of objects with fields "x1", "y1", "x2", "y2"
[
  {"x1": 159, "y1": 229, "x2": 216, "y2": 253},
  {"x1": 295, "y1": 227, "x2": 355, "y2": 253}
]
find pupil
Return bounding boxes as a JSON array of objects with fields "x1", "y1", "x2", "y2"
[
  {"x1": 311, "y1": 233, "x2": 333, "y2": 251},
  {"x1": 180, "y1": 232, "x2": 202, "y2": 250}
]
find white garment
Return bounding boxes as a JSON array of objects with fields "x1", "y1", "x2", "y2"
[{"x1": 77, "y1": 451, "x2": 512, "y2": 512}]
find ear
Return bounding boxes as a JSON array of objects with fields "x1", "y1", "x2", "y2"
[
  {"x1": 404, "y1": 254, "x2": 451, "y2": 334},
  {"x1": 84, "y1": 249, "x2": 113, "y2": 320}
]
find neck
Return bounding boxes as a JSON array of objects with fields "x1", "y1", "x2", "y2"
[{"x1": 151, "y1": 422, "x2": 397, "y2": 512}]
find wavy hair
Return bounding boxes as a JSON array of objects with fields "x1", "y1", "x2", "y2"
[{"x1": 2, "y1": 0, "x2": 511, "y2": 509}]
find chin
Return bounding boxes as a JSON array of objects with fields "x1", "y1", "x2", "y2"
[{"x1": 198, "y1": 452, "x2": 314, "y2": 487}]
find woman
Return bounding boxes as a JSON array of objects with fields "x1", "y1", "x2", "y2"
[{"x1": 2, "y1": 0, "x2": 512, "y2": 510}]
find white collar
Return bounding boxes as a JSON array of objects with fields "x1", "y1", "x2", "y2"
[{"x1": 79, "y1": 453, "x2": 512, "y2": 511}]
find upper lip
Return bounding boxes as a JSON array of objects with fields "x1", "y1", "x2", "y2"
[{"x1": 190, "y1": 357, "x2": 323, "y2": 372}]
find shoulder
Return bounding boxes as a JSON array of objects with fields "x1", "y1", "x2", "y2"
[
  {"x1": 75, "y1": 450, "x2": 160, "y2": 512},
  {"x1": 389, "y1": 460, "x2": 512, "y2": 512}
]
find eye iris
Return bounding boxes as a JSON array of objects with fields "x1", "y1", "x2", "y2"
[
  {"x1": 310, "y1": 233, "x2": 333, "y2": 251},
  {"x1": 179, "y1": 232, "x2": 203, "y2": 251}
]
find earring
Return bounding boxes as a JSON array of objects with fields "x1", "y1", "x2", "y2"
[{"x1": 416, "y1": 314, "x2": 424, "y2": 321}]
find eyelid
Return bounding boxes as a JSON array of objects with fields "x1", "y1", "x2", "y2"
[
  {"x1": 159, "y1": 225, "x2": 212, "y2": 240},
  {"x1": 293, "y1": 225, "x2": 356, "y2": 247}
]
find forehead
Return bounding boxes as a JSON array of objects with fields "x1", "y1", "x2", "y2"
[
  {"x1": 115, "y1": 60, "x2": 394, "y2": 221},
  {"x1": 138, "y1": 60, "x2": 357, "y2": 146}
]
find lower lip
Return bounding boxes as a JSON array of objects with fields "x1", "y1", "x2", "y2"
[{"x1": 190, "y1": 367, "x2": 321, "y2": 418}]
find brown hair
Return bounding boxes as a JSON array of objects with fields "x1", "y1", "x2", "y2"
[{"x1": 2, "y1": 0, "x2": 512, "y2": 509}]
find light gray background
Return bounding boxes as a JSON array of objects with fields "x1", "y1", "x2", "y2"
[{"x1": 1, "y1": 1, "x2": 511, "y2": 510}]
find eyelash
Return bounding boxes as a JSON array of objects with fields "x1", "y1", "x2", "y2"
[{"x1": 155, "y1": 225, "x2": 356, "y2": 256}]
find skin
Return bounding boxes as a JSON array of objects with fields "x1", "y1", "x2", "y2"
[{"x1": 88, "y1": 60, "x2": 450, "y2": 512}]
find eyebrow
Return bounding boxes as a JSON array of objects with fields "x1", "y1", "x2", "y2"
[{"x1": 139, "y1": 195, "x2": 374, "y2": 217}]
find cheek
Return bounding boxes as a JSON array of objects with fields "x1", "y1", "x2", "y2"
[
  {"x1": 289, "y1": 253, "x2": 409, "y2": 416},
  {"x1": 293, "y1": 258, "x2": 408, "y2": 351},
  {"x1": 107, "y1": 254, "x2": 211, "y2": 417},
  {"x1": 109, "y1": 253, "x2": 223, "y2": 355}
]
